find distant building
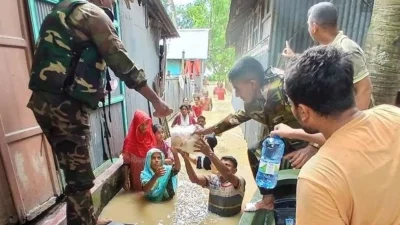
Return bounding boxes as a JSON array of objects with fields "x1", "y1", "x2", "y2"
[{"x1": 166, "y1": 29, "x2": 210, "y2": 93}]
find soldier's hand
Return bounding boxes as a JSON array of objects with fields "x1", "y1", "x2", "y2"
[
  {"x1": 194, "y1": 126, "x2": 214, "y2": 136},
  {"x1": 152, "y1": 99, "x2": 173, "y2": 118},
  {"x1": 282, "y1": 41, "x2": 295, "y2": 58},
  {"x1": 283, "y1": 145, "x2": 317, "y2": 169}
]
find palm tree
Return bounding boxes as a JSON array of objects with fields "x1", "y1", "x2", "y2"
[{"x1": 364, "y1": 0, "x2": 400, "y2": 105}]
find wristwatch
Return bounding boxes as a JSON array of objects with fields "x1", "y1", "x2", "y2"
[{"x1": 309, "y1": 143, "x2": 320, "y2": 149}]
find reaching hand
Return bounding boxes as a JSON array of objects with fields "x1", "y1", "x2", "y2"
[
  {"x1": 154, "y1": 167, "x2": 166, "y2": 178},
  {"x1": 194, "y1": 138, "x2": 212, "y2": 156},
  {"x1": 283, "y1": 145, "x2": 318, "y2": 169},
  {"x1": 270, "y1": 123, "x2": 295, "y2": 139},
  {"x1": 177, "y1": 149, "x2": 189, "y2": 158},
  {"x1": 151, "y1": 99, "x2": 173, "y2": 118},
  {"x1": 282, "y1": 41, "x2": 295, "y2": 58}
]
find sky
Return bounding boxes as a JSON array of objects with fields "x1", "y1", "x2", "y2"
[{"x1": 174, "y1": 0, "x2": 194, "y2": 5}]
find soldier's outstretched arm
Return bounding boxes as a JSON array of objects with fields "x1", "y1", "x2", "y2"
[
  {"x1": 201, "y1": 110, "x2": 251, "y2": 135},
  {"x1": 68, "y1": 4, "x2": 171, "y2": 117}
]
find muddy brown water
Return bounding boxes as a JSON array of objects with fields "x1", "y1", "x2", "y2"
[{"x1": 100, "y1": 86, "x2": 257, "y2": 224}]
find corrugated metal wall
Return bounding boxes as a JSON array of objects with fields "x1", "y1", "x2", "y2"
[
  {"x1": 89, "y1": 104, "x2": 125, "y2": 169},
  {"x1": 164, "y1": 77, "x2": 194, "y2": 121},
  {"x1": 269, "y1": 0, "x2": 373, "y2": 67},
  {"x1": 119, "y1": 1, "x2": 161, "y2": 125}
]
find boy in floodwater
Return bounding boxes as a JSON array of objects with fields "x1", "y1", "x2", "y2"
[
  {"x1": 180, "y1": 140, "x2": 246, "y2": 217},
  {"x1": 141, "y1": 148, "x2": 181, "y2": 202},
  {"x1": 152, "y1": 124, "x2": 174, "y2": 165},
  {"x1": 201, "y1": 90, "x2": 213, "y2": 111}
]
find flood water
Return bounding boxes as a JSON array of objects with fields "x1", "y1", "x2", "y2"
[{"x1": 100, "y1": 86, "x2": 257, "y2": 224}]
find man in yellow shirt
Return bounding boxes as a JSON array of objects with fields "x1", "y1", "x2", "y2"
[
  {"x1": 284, "y1": 45, "x2": 400, "y2": 225},
  {"x1": 283, "y1": 2, "x2": 373, "y2": 110}
]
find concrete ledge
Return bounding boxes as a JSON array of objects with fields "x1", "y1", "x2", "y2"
[
  {"x1": 238, "y1": 169, "x2": 300, "y2": 225},
  {"x1": 34, "y1": 158, "x2": 123, "y2": 225}
]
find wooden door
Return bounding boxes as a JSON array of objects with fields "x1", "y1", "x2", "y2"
[{"x1": 0, "y1": 0, "x2": 61, "y2": 223}]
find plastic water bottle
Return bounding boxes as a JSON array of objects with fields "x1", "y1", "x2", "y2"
[{"x1": 256, "y1": 136, "x2": 285, "y2": 189}]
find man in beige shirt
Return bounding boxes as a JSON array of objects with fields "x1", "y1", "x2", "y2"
[
  {"x1": 283, "y1": 2, "x2": 373, "y2": 110},
  {"x1": 285, "y1": 45, "x2": 400, "y2": 225}
]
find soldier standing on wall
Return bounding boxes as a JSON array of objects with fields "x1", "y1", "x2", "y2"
[
  {"x1": 27, "y1": 0, "x2": 172, "y2": 224},
  {"x1": 196, "y1": 56, "x2": 317, "y2": 211}
]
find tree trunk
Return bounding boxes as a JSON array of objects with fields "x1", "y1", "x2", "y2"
[{"x1": 364, "y1": 0, "x2": 400, "y2": 105}]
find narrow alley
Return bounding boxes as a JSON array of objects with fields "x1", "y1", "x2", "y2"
[{"x1": 100, "y1": 86, "x2": 257, "y2": 225}]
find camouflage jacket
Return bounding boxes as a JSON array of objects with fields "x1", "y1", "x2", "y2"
[
  {"x1": 29, "y1": 0, "x2": 147, "y2": 109},
  {"x1": 214, "y1": 78, "x2": 307, "y2": 149}
]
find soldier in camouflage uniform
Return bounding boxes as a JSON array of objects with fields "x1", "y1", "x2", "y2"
[
  {"x1": 197, "y1": 56, "x2": 319, "y2": 211},
  {"x1": 27, "y1": 0, "x2": 172, "y2": 224}
]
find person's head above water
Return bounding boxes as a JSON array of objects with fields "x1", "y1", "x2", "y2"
[
  {"x1": 150, "y1": 151, "x2": 163, "y2": 171},
  {"x1": 180, "y1": 104, "x2": 190, "y2": 116},
  {"x1": 307, "y1": 2, "x2": 339, "y2": 44},
  {"x1": 152, "y1": 124, "x2": 165, "y2": 142},
  {"x1": 197, "y1": 116, "x2": 206, "y2": 128},
  {"x1": 220, "y1": 156, "x2": 238, "y2": 174},
  {"x1": 228, "y1": 56, "x2": 264, "y2": 103},
  {"x1": 285, "y1": 46, "x2": 355, "y2": 136}
]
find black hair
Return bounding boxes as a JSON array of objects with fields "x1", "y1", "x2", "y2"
[
  {"x1": 308, "y1": 2, "x2": 338, "y2": 28},
  {"x1": 152, "y1": 124, "x2": 163, "y2": 133},
  {"x1": 221, "y1": 156, "x2": 238, "y2": 169},
  {"x1": 197, "y1": 115, "x2": 206, "y2": 121},
  {"x1": 179, "y1": 104, "x2": 189, "y2": 110},
  {"x1": 228, "y1": 56, "x2": 265, "y2": 84},
  {"x1": 285, "y1": 45, "x2": 355, "y2": 117}
]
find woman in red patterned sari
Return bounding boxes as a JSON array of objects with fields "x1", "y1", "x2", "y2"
[{"x1": 122, "y1": 110, "x2": 156, "y2": 191}]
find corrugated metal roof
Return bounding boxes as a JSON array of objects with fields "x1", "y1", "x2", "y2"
[
  {"x1": 226, "y1": 0, "x2": 258, "y2": 46},
  {"x1": 268, "y1": 0, "x2": 374, "y2": 68},
  {"x1": 166, "y1": 29, "x2": 210, "y2": 59},
  {"x1": 148, "y1": 0, "x2": 179, "y2": 38}
]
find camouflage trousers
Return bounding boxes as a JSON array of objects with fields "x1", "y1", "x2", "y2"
[{"x1": 28, "y1": 92, "x2": 96, "y2": 225}]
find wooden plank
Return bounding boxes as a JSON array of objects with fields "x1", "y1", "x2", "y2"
[
  {"x1": 4, "y1": 126, "x2": 42, "y2": 144},
  {"x1": 0, "y1": 36, "x2": 27, "y2": 48}
]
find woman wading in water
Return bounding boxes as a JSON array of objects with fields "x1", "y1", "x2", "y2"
[{"x1": 141, "y1": 148, "x2": 181, "y2": 202}]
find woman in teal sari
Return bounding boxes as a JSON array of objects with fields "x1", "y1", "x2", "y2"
[{"x1": 141, "y1": 148, "x2": 181, "y2": 202}]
